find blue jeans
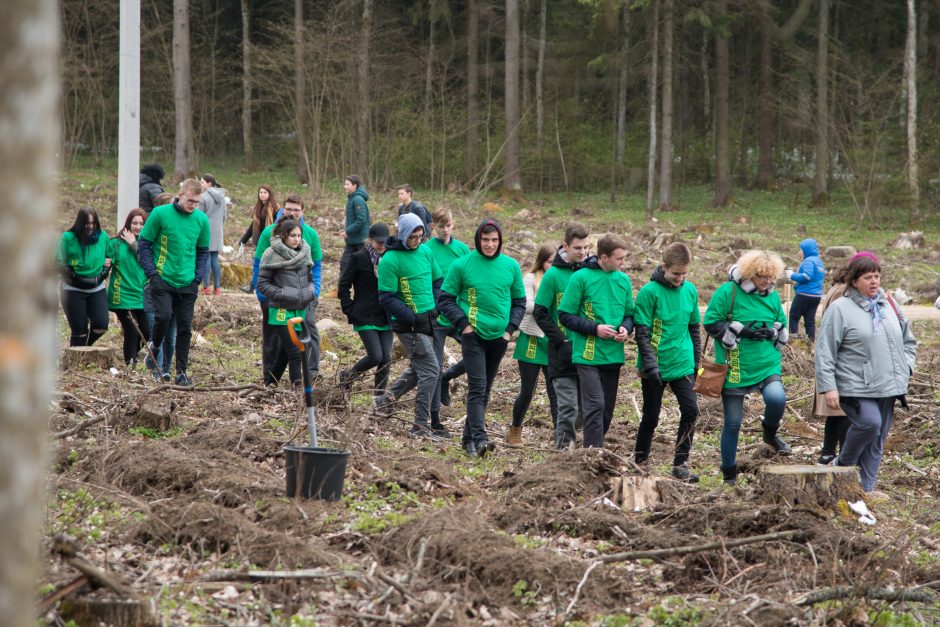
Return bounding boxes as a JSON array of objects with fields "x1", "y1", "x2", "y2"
[
  {"x1": 720, "y1": 378, "x2": 786, "y2": 468},
  {"x1": 202, "y1": 251, "x2": 221, "y2": 289}
]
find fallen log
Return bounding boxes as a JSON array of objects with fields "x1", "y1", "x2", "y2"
[
  {"x1": 797, "y1": 585, "x2": 937, "y2": 606},
  {"x1": 757, "y1": 464, "x2": 863, "y2": 508},
  {"x1": 598, "y1": 529, "x2": 802, "y2": 564},
  {"x1": 200, "y1": 568, "x2": 362, "y2": 582}
]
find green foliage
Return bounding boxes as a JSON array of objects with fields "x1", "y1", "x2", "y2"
[
  {"x1": 346, "y1": 481, "x2": 422, "y2": 534},
  {"x1": 129, "y1": 426, "x2": 184, "y2": 439},
  {"x1": 50, "y1": 488, "x2": 146, "y2": 543},
  {"x1": 511, "y1": 579, "x2": 539, "y2": 607},
  {"x1": 869, "y1": 609, "x2": 922, "y2": 627},
  {"x1": 640, "y1": 596, "x2": 705, "y2": 626}
]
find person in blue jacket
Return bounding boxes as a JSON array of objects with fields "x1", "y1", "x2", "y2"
[{"x1": 788, "y1": 238, "x2": 825, "y2": 340}]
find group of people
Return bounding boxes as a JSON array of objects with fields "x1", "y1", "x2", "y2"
[{"x1": 58, "y1": 172, "x2": 917, "y2": 493}]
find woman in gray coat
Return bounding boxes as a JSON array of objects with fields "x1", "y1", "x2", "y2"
[
  {"x1": 197, "y1": 173, "x2": 227, "y2": 295},
  {"x1": 257, "y1": 219, "x2": 314, "y2": 386},
  {"x1": 815, "y1": 254, "x2": 916, "y2": 493}
]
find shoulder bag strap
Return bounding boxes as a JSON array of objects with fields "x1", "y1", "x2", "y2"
[{"x1": 702, "y1": 284, "x2": 737, "y2": 358}]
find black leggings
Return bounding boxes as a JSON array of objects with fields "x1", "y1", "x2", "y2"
[
  {"x1": 274, "y1": 325, "x2": 304, "y2": 385},
  {"x1": 113, "y1": 309, "x2": 150, "y2": 364},
  {"x1": 789, "y1": 293, "x2": 821, "y2": 339},
  {"x1": 821, "y1": 415, "x2": 849, "y2": 456},
  {"x1": 352, "y1": 329, "x2": 393, "y2": 395},
  {"x1": 60, "y1": 288, "x2": 109, "y2": 346},
  {"x1": 511, "y1": 361, "x2": 558, "y2": 427}
]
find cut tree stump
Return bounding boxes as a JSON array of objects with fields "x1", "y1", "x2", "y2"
[
  {"x1": 611, "y1": 476, "x2": 662, "y2": 511},
  {"x1": 133, "y1": 399, "x2": 179, "y2": 431},
  {"x1": 59, "y1": 597, "x2": 157, "y2": 627},
  {"x1": 757, "y1": 464, "x2": 863, "y2": 508},
  {"x1": 61, "y1": 346, "x2": 120, "y2": 371}
]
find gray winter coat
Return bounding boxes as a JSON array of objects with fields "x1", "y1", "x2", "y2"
[
  {"x1": 257, "y1": 243, "x2": 314, "y2": 311},
  {"x1": 198, "y1": 187, "x2": 227, "y2": 251},
  {"x1": 815, "y1": 287, "x2": 916, "y2": 398}
]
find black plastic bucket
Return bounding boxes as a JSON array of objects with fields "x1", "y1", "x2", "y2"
[{"x1": 284, "y1": 446, "x2": 350, "y2": 501}]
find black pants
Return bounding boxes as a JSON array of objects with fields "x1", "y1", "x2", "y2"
[
  {"x1": 788, "y1": 293, "x2": 821, "y2": 339},
  {"x1": 511, "y1": 361, "x2": 558, "y2": 428},
  {"x1": 821, "y1": 415, "x2": 849, "y2": 455},
  {"x1": 60, "y1": 287, "x2": 109, "y2": 346},
  {"x1": 353, "y1": 329, "x2": 393, "y2": 396},
  {"x1": 634, "y1": 374, "x2": 699, "y2": 466},
  {"x1": 261, "y1": 300, "x2": 320, "y2": 385},
  {"x1": 113, "y1": 309, "x2": 150, "y2": 364},
  {"x1": 274, "y1": 324, "x2": 304, "y2": 385},
  {"x1": 149, "y1": 279, "x2": 198, "y2": 376},
  {"x1": 461, "y1": 333, "x2": 508, "y2": 446},
  {"x1": 340, "y1": 243, "x2": 365, "y2": 278},
  {"x1": 577, "y1": 364, "x2": 621, "y2": 448}
]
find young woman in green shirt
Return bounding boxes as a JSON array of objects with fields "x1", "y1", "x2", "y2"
[
  {"x1": 108, "y1": 208, "x2": 149, "y2": 365},
  {"x1": 56, "y1": 207, "x2": 112, "y2": 346}
]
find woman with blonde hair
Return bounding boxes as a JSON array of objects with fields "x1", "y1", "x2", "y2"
[
  {"x1": 703, "y1": 250, "x2": 791, "y2": 485},
  {"x1": 507, "y1": 243, "x2": 559, "y2": 446}
]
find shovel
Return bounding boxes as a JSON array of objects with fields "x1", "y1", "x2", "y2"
[{"x1": 287, "y1": 316, "x2": 317, "y2": 448}]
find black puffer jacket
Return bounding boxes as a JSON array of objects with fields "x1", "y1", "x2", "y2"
[
  {"x1": 138, "y1": 167, "x2": 164, "y2": 213},
  {"x1": 338, "y1": 247, "x2": 388, "y2": 328}
]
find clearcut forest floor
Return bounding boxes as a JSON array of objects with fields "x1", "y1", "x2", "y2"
[{"x1": 44, "y1": 168, "x2": 940, "y2": 626}]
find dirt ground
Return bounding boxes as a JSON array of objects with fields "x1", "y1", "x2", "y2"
[{"x1": 41, "y1": 216, "x2": 940, "y2": 626}]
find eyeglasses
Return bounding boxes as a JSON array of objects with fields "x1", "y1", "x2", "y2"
[{"x1": 182, "y1": 197, "x2": 200, "y2": 205}]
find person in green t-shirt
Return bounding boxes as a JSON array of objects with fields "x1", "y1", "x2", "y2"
[
  {"x1": 703, "y1": 250, "x2": 792, "y2": 486},
  {"x1": 375, "y1": 213, "x2": 444, "y2": 438},
  {"x1": 633, "y1": 242, "x2": 702, "y2": 482},
  {"x1": 109, "y1": 208, "x2": 150, "y2": 365},
  {"x1": 533, "y1": 222, "x2": 591, "y2": 450},
  {"x1": 558, "y1": 234, "x2": 635, "y2": 449},
  {"x1": 137, "y1": 178, "x2": 210, "y2": 386},
  {"x1": 56, "y1": 207, "x2": 112, "y2": 347},
  {"x1": 438, "y1": 218, "x2": 526, "y2": 458}
]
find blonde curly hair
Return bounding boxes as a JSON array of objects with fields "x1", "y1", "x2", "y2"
[{"x1": 736, "y1": 249, "x2": 785, "y2": 280}]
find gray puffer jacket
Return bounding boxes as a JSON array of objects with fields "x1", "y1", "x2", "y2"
[
  {"x1": 815, "y1": 287, "x2": 916, "y2": 398},
  {"x1": 198, "y1": 187, "x2": 227, "y2": 251},
  {"x1": 257, "y1": 241, "x2": 314, "y2": 311}
]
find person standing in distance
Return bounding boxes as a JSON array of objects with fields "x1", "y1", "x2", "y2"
[
  {"x1": 396, "y1": 184, "x2": 432, "y2": 239},
  {"x1": 341, "y1": 175, "x2": 370, "y2": 277}
]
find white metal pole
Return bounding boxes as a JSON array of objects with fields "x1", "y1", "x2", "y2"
[{"x1": 117, "y1": 0, "x2": 141, "y2": 229}]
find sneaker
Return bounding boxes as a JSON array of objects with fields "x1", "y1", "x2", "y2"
[
  {"x1": 439, "y1": 379, "x2": 451, "y2": 407},
  {"x1": 817, "y1": 453, "x2": 836, "y2": 465},
  {"x1": 161, "y1": 371, "x2": 172, "y2": 382},
  {"x1": 431, "y1": 423, "x2": 452, "y2": 439},
  {"x1": 671, "y1": 463, "x2": 700, "y2": 483},
  {"x1": 475, "y1": 440, "x2": 495, "y2": 459},
  {"x1": 338, "y1": 368, "x2": 354, "y2": 391},
  {"x1": 373, "y1": 394, "x2": 393, "y2": 417},
  {"x1": 462, "y1": 441, "x2": 479, "y2": 457},
  {"x1": 175, "y1": 373, "x2": 194, "y2": 386},
  {"x1": 409, "y1": 425, "x2": 432, "y2": 439},
  {"x1": 213, "y1": 288, "x2": 222, "y2": 296},
  {"x1": 761, "y1": 423, "x2": 792, "y2": 455}
]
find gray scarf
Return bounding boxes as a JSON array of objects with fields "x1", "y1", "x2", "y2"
[
  {"x1": 260, "y1": 236, "x2": 312, "y2": 271},
  {"x1": 845, "y1": 286, "x2": 885, "y2": 334}
]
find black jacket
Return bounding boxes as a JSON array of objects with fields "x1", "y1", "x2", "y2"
[
  {"x1": 138, "y1": 173, "x2": 164, "y2": 213},
  {"x1": 533, "y1": 247, "x2": 580, "y2": 379},
  {"x1": 257, "y1": 256, "x2": 315, "y2": 311},
  {"x1": 634, "y1": 266, "x2": 702, "y2": 377},
  {"x1": 338, "y1": 247, "x2": 389, "y2": 328}
]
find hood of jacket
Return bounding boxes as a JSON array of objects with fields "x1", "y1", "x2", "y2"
[
  {"x1": 394, "y1": 212, "x2": 425, "y2": 249},
  {"x1": 580, "y1": 255, "x2": 602, "y2": 270},
  {"x1": 347, "y1": 186, "x2": 369, "y2": 203},
  {"x1": 139, "y1": 172, "x2": 157, "y2": 187},
  {"x1": 800, "y1": 238, "x2": 820, "y2": 258},
  {"x1": 473, "y1": 218, "x2": 504, "y2": 257},
  {"x1": 550, "y1": 246, "x2": 581, "y2": 271},
  {"x1": 650, "y1": 265, "x2": 680, "y2": 288},
  {"x1": 203, "y1": 187, "x2": 225, "y2": 205},
  {"x1": 140, "y1": 163, "x2": 164, "y2": 182}
]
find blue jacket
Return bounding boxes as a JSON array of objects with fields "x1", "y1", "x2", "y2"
[
  {"x1": 344, "y1": 187, "x2": 370, "y2": 245},
  {"x1": 790, "y1": 238, "x2": 825, "y2": 296}
]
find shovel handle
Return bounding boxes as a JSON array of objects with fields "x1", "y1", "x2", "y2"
[{"x1": 286, "y1": 317, "x2": 307, "y2": 352}]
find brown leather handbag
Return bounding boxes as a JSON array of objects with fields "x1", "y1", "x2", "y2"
[{"x1": 692, "y1": 286, "x2": 736, "y2": 398}]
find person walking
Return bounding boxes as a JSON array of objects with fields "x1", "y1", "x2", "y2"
[
  {"x1": 137, "y1": 179, "x2": 210, "y2": 386},
  {"x1": 238, "y1": 185, "x2": 278, "y2": 251},
  {"x1": 508, "y1": 243, "x2": 559, "y2": 447},
  {"x1": 703, "y1": 250, "x2": 792, "y2": 486},
  {"x1": 256, "y1": 219, "x2": 316, "y2": 388},
  {"x1": 138, "y1": 163, "x2": 165, "y2": 214},
  {"x1": 396, "y1": 184, "x2": 432, "y2": 238},
  {"x1": 633, "y1": 242, "x2": 702, "y2": 482},
  {"x1": 56, "y1": 208, "x2": 112, "y2": 347},
  {"x1": 375, "y1": 214, "x2": 443, "y2": 438},
  {"x1": 533, "y1": 222, "x2": 591, "y2": 449},
  {"x1": 197, "y1": 174, "x2": 226, "y2": 296},
  {"x1": 787, "y1": 238, "x2": 825, "y2": 340},
  {"x1": 108, "y1": 208, "x2": 150, "y2": 365},
  {"x1": 558, "y1": 234, "x2": 635, "y2": 449},
  {"x1": 338, "y1": 223, "x2": 393, "y2": 402},
  {"x1": 439, "y1": 218, "x2": 526, "y2": 457},
  {"x1": 815, "y1": 254, "x2": 916, "y2": 493},
  {"x1": 341, "y1": 175, "x2": 370, "y2": 277}
]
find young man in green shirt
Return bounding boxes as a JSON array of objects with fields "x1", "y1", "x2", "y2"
[
  {"x1": 138, "y1": 178, "x2": 210, "y2": 385},
  {"x1": 375, "y1": 213, "x2": 445, "y2": 437},
  {"x1": 533, "y1": 222, "x2": 591, "y2": 449},
  {"x1": 250, "y1": 194, "x2": 323, "y2": 385},
  {"x1": 633, "y1": 242, "x2": 702, "y2": 482},
  {"x1": 558, "y1": 234, "x2": 635, "y2": 448},
  {"x1": 438, "y1": 218, "x2": 526, "y2": 457}
]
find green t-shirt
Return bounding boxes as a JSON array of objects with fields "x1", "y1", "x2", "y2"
[
  {"x1": 634, "y1": 279, "x2": 701, "y2": 380},
  {"x1": 268, "y1": 307, "x2": 304, "y2": 329},
  {"x1": 377, "y1": 245, "x2": 442, "y2": 316},
  {"x1": 138, "y1": 203, "x2": 210, "y2": 288},
  {"x1": 440, "y1": 251, "x2": 525, "y2": 341},
  {"x1": 108, "y1": 238, "x2": 146, "y2": 309},
  {"x1": 703, "y1": 281, "x2": 787, "y2": 388},
  {"x1": 254, "y1": 222, "x2": 323, "y2": 262},
  {"x1": 56, "y1": 231, "x2": 112, "y2": 277},
  {"x1": 424, "y1": 237, "x2": 471, "y2": 327},
  {"x1": 534, "y1": 263, "x2": 576, "y2": 338},
  {"x1": 354, "y1": 323, "x2": 391, "y2": 332},
  {"x1": 558, "y1": 266, "x2": 635, "y2": 365},
  {"x1": 512, "y1": 331, "x2": 548, "y2": 365}
]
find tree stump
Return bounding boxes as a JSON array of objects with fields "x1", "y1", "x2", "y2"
[
  {"x1": 824, "y1": 245, "x2": 857, "y2": 259},
  {"x1": 757, "y1": 464, "x2": 863, "y2": 508},
  {"x1": 134, "y1": 399, "x2": 179, "y2": 431},
  {"x1": 59, "y1": 597, "x2": 157, "y2": 627},
  {"x1": 892, "y1": 231, "x2": 926, "y2": 250},
  {"x1": 61, "y1": 346, "x2": 120, "y2": 371},
  {"x1": 611, "y1": 476, "x2": 662, "y2": 511},
  {"x1": 221, "y1": 261, "x2": 253, "y2": 289}
]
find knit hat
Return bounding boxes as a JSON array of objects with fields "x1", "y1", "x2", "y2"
[
  {"x1": 397, "y1": 213, "x2": 425, "y2": 248},
  {"x1": 849, "y1": 251, "x2": 880, "y2": 265}
]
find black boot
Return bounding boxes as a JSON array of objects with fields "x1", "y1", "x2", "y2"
[
  {"x1": 762, "y1": 421, "x2": 792, "y2": 455},
  {"x1": 721, "y1": 465, "x2": 738, "y2": 486}
]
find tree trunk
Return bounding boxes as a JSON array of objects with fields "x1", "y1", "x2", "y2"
[
  {"x1": 617, "y1": 5, "x2": 630, "y2": 169},
  {"x1": 425, "y1": 13, "x2": 435, "y2": 111},
  {"x1": 712, "y1": 0, "x2": 732, "y2": 207},
  {"x1": 756, "y1": 21, "x2": 774, "y2": 189},
  {"x1": 521, "y1": 0, "x2": 529, "y2": 112},
  {"x1": 757, "y1": 465, "x2": 863, "y2": 509},
  {"x1": 294, "y1": 0, "x2": 310, "y2": 184},
  {"x1": 646, "y1": 0, "x2": 660, "y2": 218},
  {"x1": 504, "y1": 0, "x2": 522, "y2": 191},
  {"x1": 701, "y1": 30, "x2": 710, "y2": 124},
  {"x1": 357, "y1": 0, "x2": 372, "y2": 181},
  {"x1": 0, "y1": 0, "x2": 59, "y2": 623},
  {"x1": 173, "y1": 0, "x2": 195, "y2": 179},
  {"x1": 812, "y1": 0, "x2": 829, "y2": 207},
  {"x1": 241, "y1": 0, "x2": 253, "y2": 171},
  {"x1": 658, "y1": 0, "x2": 674, "y2": 210},
  {"x1": 466, "y1": 0, "x2": 480, "y2": 183},
  {"x1": 535, "y1": 0, "x2": 546, "y2": 189},
  {"x1": 906, "y1": 0, "x2": 919, "y2": 224}
]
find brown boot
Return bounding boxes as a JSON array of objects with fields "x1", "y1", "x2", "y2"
[{"x1": 506, "y1": 426, "x2": 524, "y2": 448}]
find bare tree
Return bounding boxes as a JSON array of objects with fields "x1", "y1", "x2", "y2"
[
  {"x1": 0, "y1": 0, "x2": 59, "y2": 623},
  {"x1": 535, "y1": 0, "x2": 546, "y2": 162},
  {"x1": 173, "y1": 0, "x2": 195, "y2": 179},
  {"x1": 357, "y1": 0, "x2": 372, "y2": 181},
  {"x1": 646, "y1": 0, "x2": 660, "y2": 218},
  {"x1": 241, "y1": 0, "x2": 253, "y2": 171},
  {"x1": 658, "y1": 0, "x2": 674, "y2": 210},
  {"x1": 504, "y1": 0, "x2": 522, "y2": 191},
  {"x1": 295, "y1": 0, "x2": 310, "y2": 184},
  {"x1": 712, "y1": 0, "x2": 732, "y2": 207},
  {"x1": 616, "y1": 4, "x2": 630, "y2": 169},
  {"x1": 905, "y1": 0, "x2": 919, "y2": 223},
  {"x1": 466, "y1": 0, "x2": 480, "y2": 183},
  {"x1": 812, "y1": 0, "x2": 830, "y2": 206}
]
